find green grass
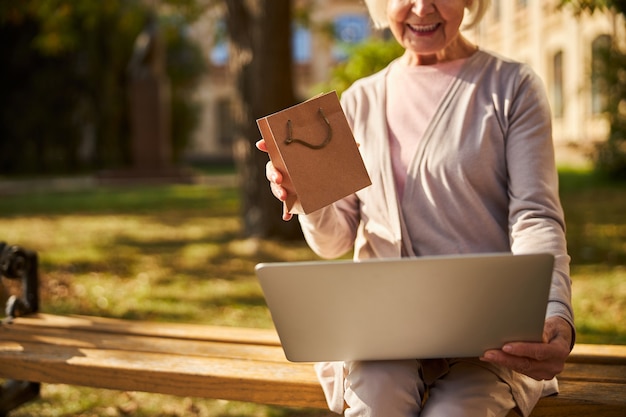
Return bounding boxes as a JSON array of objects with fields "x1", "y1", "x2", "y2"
[
  {"x1": 0, "y1": 168, "x2": 624, "y2": 416},
  {"x1": 570, "y1": 264, "x2": 625, "y2": 344},
  {"x1": 557, "y1": 168, "x2": 626, "y2": 345},
  {"x1": 0, "y1": 184, "x2": 239, "y2": 216}
]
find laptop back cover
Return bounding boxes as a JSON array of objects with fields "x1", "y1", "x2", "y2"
[{"x1": 255, "y1": 253, "x2": 553, "y2": 362}]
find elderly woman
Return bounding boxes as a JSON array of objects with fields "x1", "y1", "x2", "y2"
[{"x1": 257, "y1": 0, "x2": 574, "y2": 416}]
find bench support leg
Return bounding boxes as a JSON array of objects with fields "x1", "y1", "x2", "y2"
[
  {"x1": 0, "y1": 381, "x2": 41, "y2": 417},
  {"x1": 1, "y1": 242, "x2": 42, "y2": 415},
  {"x1": 1, "y1": 242, "x2": 39, "y2": 319}
]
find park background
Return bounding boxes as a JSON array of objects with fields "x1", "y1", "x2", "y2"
[{"x1": 1, "y1": 0, "x2": 625, "y2": 416}]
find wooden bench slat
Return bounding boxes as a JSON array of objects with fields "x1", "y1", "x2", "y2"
[
  {"x1": 2, "y1": 322, "x2": 289, "y2": 363},
  {"x1": 506, "y1": 378, "x2": 626, "y2": 416},
  {"x1": 568, "y1": 343, "x2": 626, "y2": 365},
  {"x1": 530, "y1": 396, "x2": 626, "y2": 417},
  {"x1": 552, "y1": 380, "x2": 626, "y2": 406},
  {"x1": 561, "y1": 362, "x2": 626, "y2": 384},
  {"x1": 8, "y1": 314, "x2": 281, "y2": 346},
  {"x1": 2, "y1": 314, "x2": 625, "y2": 415},
  {"x1": 528, "y1": 381, "x2": 626, "y2": 417},
  {"x1": 16, "y1": 314, "x2": 626, "y2": 361},
  {"x1": 0, "y1": 340, "x2": 327, "y2": 409}
]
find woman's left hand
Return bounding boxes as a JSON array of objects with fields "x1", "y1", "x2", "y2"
[{"x1": 480, "y1": 316, "x2": 573, "y2": 380}]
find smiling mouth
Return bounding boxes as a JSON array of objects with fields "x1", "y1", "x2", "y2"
[{"x1": 407, "y1": 23, "x2": 440, "y2": 34}]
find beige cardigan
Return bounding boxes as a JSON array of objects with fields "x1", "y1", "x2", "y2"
[{"x1": 299, "y1": 50, "x2": 574, "y2": 416}]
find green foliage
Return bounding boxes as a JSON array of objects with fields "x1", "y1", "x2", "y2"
[
  {"x1": 315, "y1": 37, "x2": 404, "y2": 96},
  {"x1": 592, "y1": 44, "x2": 626, "y2": 179},
  {"x1": 559, "y1": 0, "x2": 626, "y2": 180},
  {"x1": 558, "y1": 0, "x2": 626, "y2": 15},
  {"x1": 0, "y1": 0, "x2": 206, "y2": 175},
  {"x1": 162, "y1": 13, "x2": 208, "y2": 161}
]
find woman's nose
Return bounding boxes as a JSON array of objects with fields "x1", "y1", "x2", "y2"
[{"x1": 411, "y1": 0, "x2": 435, "y2": 16}]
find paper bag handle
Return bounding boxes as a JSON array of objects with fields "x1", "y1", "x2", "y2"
[{"x1": 285, "y1": 108, "x2": 332, "y2": 150}]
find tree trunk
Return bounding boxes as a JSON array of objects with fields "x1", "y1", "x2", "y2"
[{"x1": 225, "y1": 0, "x2": 303, "y2": 239}]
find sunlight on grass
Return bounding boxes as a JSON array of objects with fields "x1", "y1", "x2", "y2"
[
  {"x1": 4, "y1": 385, "x2": 334, "y2": 417},
  {"x1": 179, "y1": 243, "x2": 223, "y2": 268},
  {"x1": 0, "y1": 199, "x2": 320, "y2": 329},
  {"x1": 571, "y1": 265, "x2": 626, "y2": 344}
]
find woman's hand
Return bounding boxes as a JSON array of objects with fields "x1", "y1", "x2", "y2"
[
  {"x1": 256, "y1": 139, "x2": 294, "y2": 221},
  {"x1": 480, "y1": 316, "x2": 573, "y2": 380}
]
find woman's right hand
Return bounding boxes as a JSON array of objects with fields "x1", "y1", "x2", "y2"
[{"x1": 256, "y1": 139, "x2": 294, "y2": 221}]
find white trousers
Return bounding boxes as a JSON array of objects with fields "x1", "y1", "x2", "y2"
[{"x1": 343, "y1": 359, "x2": 517, "y2": 417}]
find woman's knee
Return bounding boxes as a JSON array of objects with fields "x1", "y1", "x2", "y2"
[
  {"x1": 344, "y1": 360, "x2": 423, "y2": 417},
  {"x1": 421, "y1": 360, "x2": 516, "y2": 417}
]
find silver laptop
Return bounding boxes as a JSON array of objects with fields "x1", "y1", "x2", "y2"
[{"x1": 255, "y1": 253, "x2": 553, "y2": 362}]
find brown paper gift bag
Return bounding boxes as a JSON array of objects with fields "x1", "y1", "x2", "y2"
[{"x1": 257, "y1": 91, "x2": 371, "y2": 214}]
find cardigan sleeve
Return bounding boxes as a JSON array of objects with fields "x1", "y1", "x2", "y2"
[
  {"x1": 504, "y1": 65, "x2": 575, "y2": 340},
  {"x1": 298, "y1": 194, "x2": 360, "y2": 259}
]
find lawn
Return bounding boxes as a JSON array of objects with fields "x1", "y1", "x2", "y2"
[{"x1": 0, "y1": 168, "x2": 624, "y2": 416}]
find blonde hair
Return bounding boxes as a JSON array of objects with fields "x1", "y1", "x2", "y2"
[{"x1": 363, "y1": 0, "x2": 491, "y2": 31}]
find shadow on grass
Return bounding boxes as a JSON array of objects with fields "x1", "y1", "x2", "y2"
[
  {"x1": 559, "y1": 169, "x2": 626, "y2": 266},
  {"x1": 0, "y1": 184, "x2": 240, "y2": 217},
  {"x1": 575, "y1": 327, "x2": 626, "y2": 345},
  {"x1": 25, "y1": 208, "x2": 316, "y2": 325}
]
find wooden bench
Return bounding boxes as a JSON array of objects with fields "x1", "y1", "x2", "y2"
[
  {"x1": 1, "y1": 314, "x2": 625, "y2": 416},
  {"x1": 0, "y1": 313, "x2": 328, "y2": 410},
  {"x1": 1, "y1": 243, "x2": 625, "y2": 416}
]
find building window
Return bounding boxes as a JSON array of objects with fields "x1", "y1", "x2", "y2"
[
  {"x1": 210, "y1": 20, "x2": 313, "y2": 66},
  {"x1": 492, "y1": 0, "x2": 501, "y2": 21},
  {"x1": 552, "y1": 51, "x2": 564, "y2": 118},
  {"x1": 216, "y1": 98, "x2": 234, "y2": 146},
  {"x1": 293, "y1": 23, "x2": 312, "y2": 63},
  {"x1": 210, "y1": 41, "x2": 229, "y2": 66},
  {"x1": 591, "y1": 34, "x2": 611, "y2": 115},
  {"x1": 210, "y1": 20, "x2": 228, "y2": 66},
  {"x1": 332, "y1": 14, "x2": 370, "y2": 61}
]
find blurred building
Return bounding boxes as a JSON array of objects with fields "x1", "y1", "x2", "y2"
[
  {"x1": 185, "y1": 0, "x2": 371, "y2": 164},
  {"x1": 186, "y1": 0, "x2": 625, "y2": 167},
  {"x1": 467, "y1": 0, "x2": 626, "y2": 166}
]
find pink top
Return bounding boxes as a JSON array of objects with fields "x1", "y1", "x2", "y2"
[{"x1": 386, "y1": 58, "x2": 466, "y2": 197}]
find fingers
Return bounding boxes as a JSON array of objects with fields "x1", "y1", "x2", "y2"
[
  {"x1": 257, "y1": 139, "x2": 295, "y2": 221},
  {"x1": 480, "y1": 316, "x2": 574, "y2": 380},
  {"x1": 480, "y1": 349, "x2": 532, "y2": 378},
  {"x1": 543, "y1": 316, "x2": 573, "y2": 347},
  {"x1": 264, "y1": 160, "x2": 294, "y2": 222},
  {"x1": 481, "y1": 351, "x2": 563, "y2": 380},
  {"x1": 501, "y1": 342, "x2": 551, "y2": 362},
  {"x1": 255, "y1": 139, "x2": 268, "y2": 152},
  {"x1": 266, "y1": 161, "x2": 285, "y2": 197},
  {"x1": 282, "y1": 204, "x2": 293, "y2": 221},
  {"x1": 480, "y1": 341, "x2": 567, "y2": 381}
]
